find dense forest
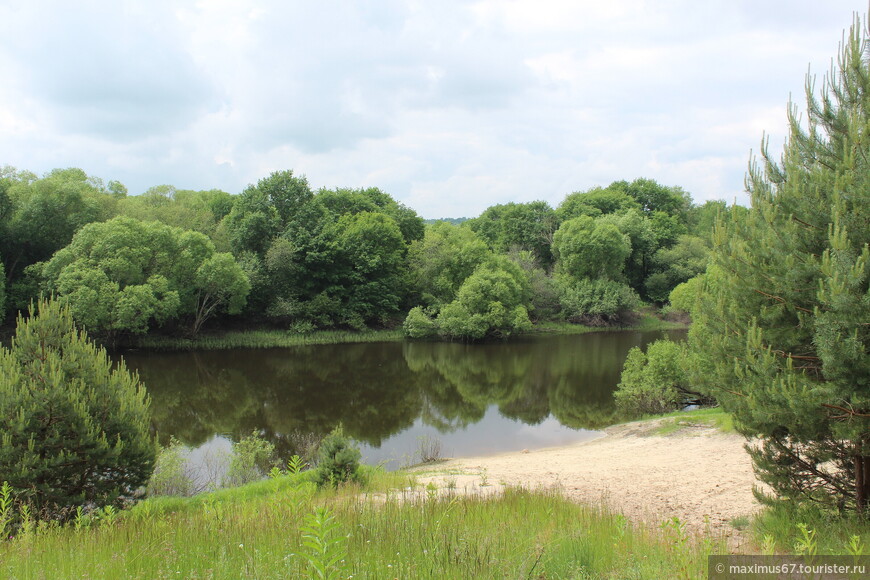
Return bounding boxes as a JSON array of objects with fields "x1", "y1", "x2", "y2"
[{"x1": 0, "y1": 166, "x2": 729, "y2": 345}]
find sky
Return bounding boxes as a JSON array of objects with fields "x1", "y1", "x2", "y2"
[{"x1": 0, "y1": 1, "x2": 866, "y2": 219}]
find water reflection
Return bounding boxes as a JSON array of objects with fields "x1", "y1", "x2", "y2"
[{"x1": 121, "y1": 330, "x2": 684, "y2": 468}]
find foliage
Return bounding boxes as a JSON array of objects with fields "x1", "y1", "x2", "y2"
[
  {"x1": 41, "y1": 216, "x2": 249, "y2": 340},
  {"x1": 402, "y1": 306, "x2": 438, "y2": 339},
  {"x1": 556, "y1": 186, "x2": 640, "y2": 220},
  {"x1": 466, "y1": 201, "x2": 558, "y2": 267},
  {"x1": 689, "y1": 18, "x2": 870, "y2": 513},
  {"x1": 552, "y1": 215, "x2": 631, "y2": 282},
  {"x1": 667, "y1": 272, "x2": 707, "y2": 314},
  {"x1": 407, "y1": 222, "x2": 491, "y2": 308},
  {"x1": 0, "y1": 168, "x2": 111, "y2": 311},
  {"x1": 313, "y1": 428, "x2": 362, "y2": 488},
  {"x1": 644, "y1": 234, "x2": 709, "y2": 302},
  {"x1": 613, "y1": 340, "x2": 702, "y2": 416},
  {"x1": 0, "y1": 259, "x2": 5, "y2": 322},
  {"x1": 0, "y1": 299, "x2": 155, "y2": 521},
  {"x1": 434, "y1": 258, "x2": 532, "y2": 340},
  {"x1": 223, "y1": 431, "x2": 276, "y2": 488},
  {"x1": 146, "y1": 439, "x2": 194, "y2": 498},
  {"x1": 299, "y1": 507, "x2": 348, "y2": 580},
  {"x1": 558, "y1": 278, "x2": 640, "y2": 325}
]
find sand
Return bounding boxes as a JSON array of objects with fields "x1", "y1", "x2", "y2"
[{"x1": 410, "y1": 418, "x2": 760, "y2": 548}]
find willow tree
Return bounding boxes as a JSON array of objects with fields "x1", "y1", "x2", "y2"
[{"x1": 691, "y1": 19, "x2": 870, "y2": 512}]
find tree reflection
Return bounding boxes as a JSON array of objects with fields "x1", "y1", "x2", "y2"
[{"x1": 121, "y1": 330, "x2": 683, "y2": 462}]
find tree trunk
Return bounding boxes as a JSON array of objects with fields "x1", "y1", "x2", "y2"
[{"x1": 856, "y1": 455, "x2": 870, "y2": 516}]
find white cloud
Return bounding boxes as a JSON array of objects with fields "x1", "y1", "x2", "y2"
[{"x1": 0, "y1": 0, "x2": 866, "y2": 215}]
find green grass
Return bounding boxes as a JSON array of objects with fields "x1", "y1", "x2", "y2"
[
  {"x1": 647, "y1": 407, "x2": 735, "y2": 435},
  {"x1": 136, "y1": 328, "x2": 404, "y2": 351},
  {"x1": 1, "y1": 468, "x2": 726, "y2": 579},
  {"x1": 751, "y1": 501, "x2": 870, "y2": 556}
]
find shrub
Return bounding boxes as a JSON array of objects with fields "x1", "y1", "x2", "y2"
[
  {"x1": 402, "y1": 306, "x2": 437, "y2": 339},
  {"x1": 559, "y1": 278, "x2": 640, "y2": 325},
  {"x1": 146, "y1": 438, "x2": 194, "y2": 497},
  {"x1": 613, "y1": 339, "x2": 712, "y2": 417},
  {"x1": 222, "y1": 431, "x2": 276, "y2": 488},
  {"x1": 313, "y1": 428, "x2": 362, "y2": 488},
  {"x1": 0, "y1": 299, "x2": 156, "y2": 521}
]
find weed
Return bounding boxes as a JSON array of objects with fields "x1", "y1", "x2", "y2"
[
  {"x1": 287, "y1": 455, "x2": 308, "y2": 475},
  {"x1": 417, "y1": 435, "x2": 443, "y2": 464},
  {"x1": 793, "y1": 523, "x2": 817, "y2": 557},
  {"x1": 298, "y1": 507, "x2": 348, "y2": 580},
  {"x1": 0, "y1": 482, "x2": 13, "y2": 539}
]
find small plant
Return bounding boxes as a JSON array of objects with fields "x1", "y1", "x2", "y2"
[
  {"x1": 479, "y1": 468, "x2": 489, "y2": 487},
  {"x1": 287, "y1": 455, "x2": 308, "y2": 475},
  {"x1": 0, "y1": 482, "x2": 13, "y2": 540},
  {"x1": 269, "y1": 466, "x2": 284, "y2": 479},
  {"x1": 313, "y1": 428, "x2": 362, "y2": 488},
  {"x1": 846, "y1": 535, "x2": 865, "y2": 557},
  {"x1": 98, "y1": 505, "x2": 118, "y2": 528},
  {"x1": 417, "y1": 435, "x2": 443, "y2": 464},
  {"x1": 223, "y1": 431, "x2": 276, "y2": 488},
  {"x1": 729, "y1": 515, "x2": 750, "y2": 531},
  {"x1": 147, "y1": 437, "x2": 194, "y2": 497},
  {"x1": 298, "y1": 507, "x2": 348, "y2": 580},
  {"x1": 793, "y1": 523, "x2": 817, "y2": 557}
]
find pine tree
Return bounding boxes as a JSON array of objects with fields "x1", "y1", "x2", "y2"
[
  {"x1": 691, "y1": 17, "x2": 870, "y2": 513},
  {"x1": 0, "y1": 299, "x2": 156, "y2": 520}
]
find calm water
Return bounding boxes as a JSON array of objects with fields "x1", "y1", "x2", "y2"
[{"x1": 121, "y1": 329, "x2": 685, "y2": 471}]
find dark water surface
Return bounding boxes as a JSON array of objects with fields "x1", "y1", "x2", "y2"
[{"x1": 121, "y1": 329, "x2": 685, "y2": 470}]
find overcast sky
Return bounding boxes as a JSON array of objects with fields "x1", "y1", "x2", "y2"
[{"x1": 0, "y1": 1, "x2": 865, "y2": 218}]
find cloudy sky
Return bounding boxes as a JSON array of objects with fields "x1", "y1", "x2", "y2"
[{"x1": 0, "y1": 1, "x2": 865, "y2": 218}]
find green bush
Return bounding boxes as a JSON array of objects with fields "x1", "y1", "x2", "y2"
[
  {"x1": 559, "y1": 278, "x2": 640, "y2": 324},
  {"x1": 613, "y1": 339, "x2": 711, "y2": 417},
  {"x1": 0, "y1": 299, "x2": 156, "y2": 521},
  {"x1": 402, "y1": 306, "x2": 437, "y2": 339},
  {"x1": 223, "y1": 431, "x2": 276, "y2": 488},
  {"x1": 313, "y1": 428, "x2": 362, "y2": 488},
  {"x1": 147, "y1": 438, "x2": 194, "y2": 497}
]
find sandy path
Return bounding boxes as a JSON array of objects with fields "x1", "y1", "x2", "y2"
[{"x1": 410, "y1": 419, "x2": 760, "y2": 547}]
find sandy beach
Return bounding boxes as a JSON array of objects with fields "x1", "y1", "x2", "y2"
[{"x1": 410, "y1": 418, "x2": 760, "y2": 548}]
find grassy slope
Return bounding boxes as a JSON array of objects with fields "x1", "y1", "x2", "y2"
[
  {"x1": 2, "y1": 467, "x2": 722, "y2": 579},
  {"x1": 3, "y1": 414, "x2": 869, "y2": 578}
]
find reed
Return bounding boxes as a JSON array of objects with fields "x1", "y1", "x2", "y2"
[{"x1": 137, "y1": 329, "x2": 404, "y2": 351}]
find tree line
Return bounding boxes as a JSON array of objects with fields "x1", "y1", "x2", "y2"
[{"x1": 0, "y1": 167, "x2": 726, "y2": 345}]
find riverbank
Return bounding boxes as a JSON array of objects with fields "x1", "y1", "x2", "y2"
[
  {"x1": 410, "y1": 415, "x2": 759, "y2": 547},
  {"x1": 131, "y1": 313, "x2": 685, "y2": 351}
]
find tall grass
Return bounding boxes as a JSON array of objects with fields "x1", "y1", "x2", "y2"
[
  {"x1": 0, "y1": 469, "x2": 725, "y2": 579},
  {"x1": 137, "y1": 329, "x2": 404, "y2": 351}
]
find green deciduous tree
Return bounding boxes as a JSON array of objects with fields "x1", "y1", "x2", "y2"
[
  {"x1": 467, "y1": 201, "x2": 558, "y2": 267},
  {"x1": 0, "y1": 299, "x2": 155, "y2": 520},
  {"x1": 552, "y1": 215, "x2": 631, "y2": 282},
  {"x1": 42, "y1": 216, "x2": 249, "y2": 341},
  {"x1": 407, "y1": 222, "x2": 492, "y2": 308},
  {"x1": 434, "y1": 257, "x2": 532, "y2": 340},
  {"x1": 690, "y1": 19, "x2": 870, "y2": 513}
]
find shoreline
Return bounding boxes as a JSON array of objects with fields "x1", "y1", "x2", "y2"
[{"x1": 410, "y1": 417, "x2": 759, "y2": 548}]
